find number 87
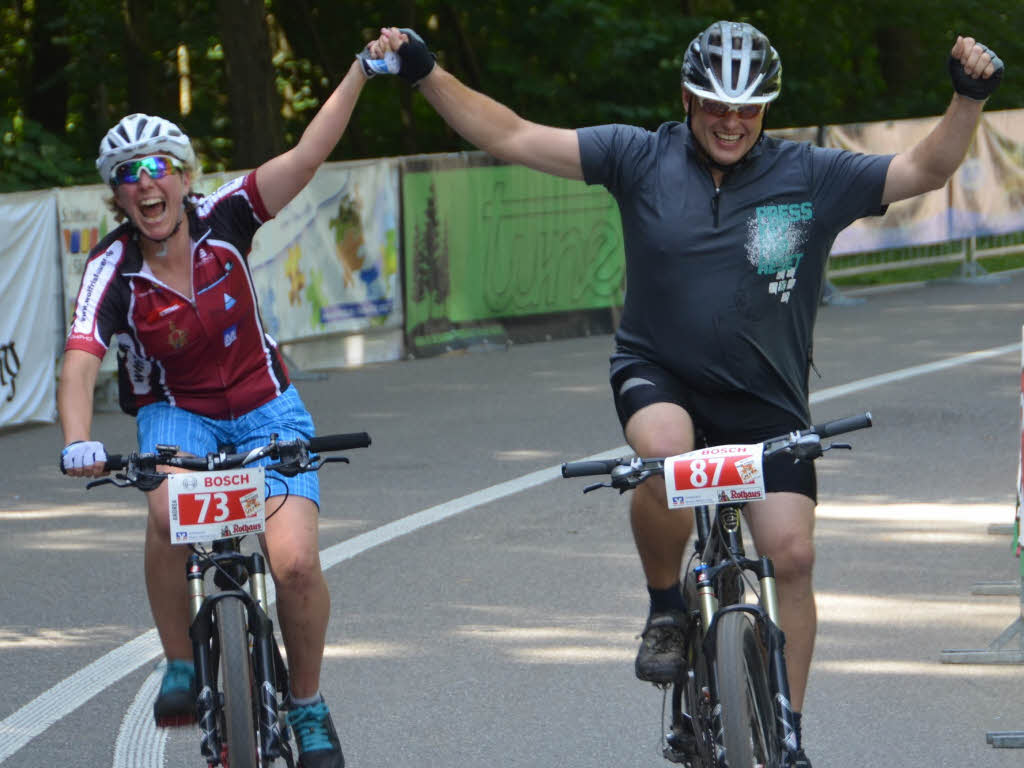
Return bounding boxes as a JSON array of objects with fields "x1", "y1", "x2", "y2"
[{"x1": 689, "y1": 458, "x2": 725, "y2": 487}]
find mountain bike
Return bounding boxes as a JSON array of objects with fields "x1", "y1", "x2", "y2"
[
  {"x1": 562, "y1": 413, "x2": 872, "y2": 768},
  {"x1": 86, "y1": 431, "x2": 371, "y2": 767}
]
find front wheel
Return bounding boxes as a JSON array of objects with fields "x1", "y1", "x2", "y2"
[
  {"x1": 215, "y1": 598, "x2": 260, "y2": 768},
  {"x1": 714, "y1": 611, "x2": 780, "y2": 768}
]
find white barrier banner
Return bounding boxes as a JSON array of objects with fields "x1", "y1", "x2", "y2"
[
  {"x1": 1018, "y1": 325, "x2": 1023, "y2": 553},
  {"x1": 951, "y1": 109, "x2": 1024, "y2": 238},
  {"x1": 248, "y1": 159, "x2": 402, "y2": 340},
  {"x1": 0, "y1": 191, "x2": 59, "y2": 427},
  {"x1": 828, "y1": 116, "x2": 950, "y2": 255}
]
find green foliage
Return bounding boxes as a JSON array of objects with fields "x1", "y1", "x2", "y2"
[
  {"x1": 0, "y1": 0, "x2": 1021, "y2": 191},
  {"x1": 0, "y1": 114, "x2": 95, "y2": 192}
]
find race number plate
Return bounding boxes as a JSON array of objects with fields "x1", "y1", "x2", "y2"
[
  {"x1": 664, "y1": 444, "x2": 766, "y2": 508},
  {"x1": 168, "y1": 467, "x2": 266, "y2": 544}
]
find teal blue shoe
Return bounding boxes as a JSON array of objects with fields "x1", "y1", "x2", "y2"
[
  {"x1": 153, "y1": 659, "x2": 196, "y2": 727},
  {"x1": 287, "y1": 695, "x2": 344, "y2": 768}
]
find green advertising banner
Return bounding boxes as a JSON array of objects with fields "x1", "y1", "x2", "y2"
[{"x1": 402, "y1": 157, "x2": 625, "y2": 351}]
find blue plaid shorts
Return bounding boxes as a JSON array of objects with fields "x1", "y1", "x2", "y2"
[{"x1": 135, "y1": 385, "x2": 320, "y2": 506}]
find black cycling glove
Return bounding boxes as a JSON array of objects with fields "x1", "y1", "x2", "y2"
[
  {"x1": 396, "y1": 27, "x2": 436, "y2": 86},
  {"x1": 948, "y1": 43, "x2": 1004, "y2": 100}
]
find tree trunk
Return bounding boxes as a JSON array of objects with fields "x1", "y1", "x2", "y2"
[
  {"x1": 25, "y1": 0, "x2": 69, "y2": 135},
  {"x1": 215, "y1": 0, "x2": 284, "y2": 167},
  {"x1": 120, "y1": 0, "x2": 161, "y2": 117}
]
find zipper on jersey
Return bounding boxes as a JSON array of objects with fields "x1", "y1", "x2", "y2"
[{"x1": 712, "y1": 187, "x2": 721, "y2": 227}]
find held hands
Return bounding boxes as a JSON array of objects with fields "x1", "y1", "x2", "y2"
[
  {"x1": 356, "y1": 46, "x2": 400, "y2": 78},
  {"x1": 360, "y1": 27, "x2": 437, "y2": 86},
  {"x1": 949, "y1": 36, "x2": 1004, "y2": 100},
  {"x1": 60, "y1": 440, "x2": 107, "y2": 476}
]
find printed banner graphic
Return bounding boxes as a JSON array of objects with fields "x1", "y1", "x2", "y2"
[{"x1": 248, "y1": 160, "x2": 402, "y2": 341}]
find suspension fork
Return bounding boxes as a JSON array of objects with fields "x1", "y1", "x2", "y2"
[
  {"x1": 187, "y1": 553, "x2": 221, "y2": 765},
  {"x1": 750, "y1": 556, "x2": 799, "y2": 755},
  {"x1": 247, "y1": 551, "x2": 286, "y2": 760}
]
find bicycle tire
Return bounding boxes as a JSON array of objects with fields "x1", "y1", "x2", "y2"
[
  {"x1": 715, "y1": 611, "x2": 779, "y2": 768},
  {"x1": 215, "y1": 598, "x2": 260, "y2": 768}
]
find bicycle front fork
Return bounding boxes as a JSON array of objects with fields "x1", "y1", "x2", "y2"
[
  {"x1": 695, "y1": 556, "x2": 800, "y2": 758},
  {"x1": 187, "y1": 550, "x2": 288, "y2": 766},
  {"x1": 752, "y1": 557, "x2": 800, "y2": 756}
]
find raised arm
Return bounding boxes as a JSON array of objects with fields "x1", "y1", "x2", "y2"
[
  {"x1": 255, "y1": 59, "x2": 370, "y2": 216},
  {"x1": 377, "y1": 27, "x2": 583, "y2": 181},
  {"x1": 882, "y1": 36, "x2": 1004, "y2": 205}
]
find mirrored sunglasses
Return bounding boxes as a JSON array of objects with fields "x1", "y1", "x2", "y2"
[
  {"x1": 111, "y1": 155, "x2": 184, "y2": 186},
  {"x1": 697, "y1": 97, "x2": 764, "y2": 120}
]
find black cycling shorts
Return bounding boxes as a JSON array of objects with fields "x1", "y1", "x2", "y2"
[{"x1": 610, "y1": 360, "x2": 817, "y2": 501}]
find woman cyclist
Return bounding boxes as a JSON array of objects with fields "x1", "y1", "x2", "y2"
[{"x1": 58, "y1": 45, "x2": 395, "y2": 768}]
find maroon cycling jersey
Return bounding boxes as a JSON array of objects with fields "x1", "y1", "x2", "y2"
[{"x1": 65, "y1": 172, "x2": 291, "y2": 419}]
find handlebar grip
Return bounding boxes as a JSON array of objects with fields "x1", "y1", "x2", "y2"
[
  {"x1": 561, "y1": 459, "x2": 623, "y2": 478},
  {"x1": 104, "y1": 454, "x2": 126, "y2": 471},
  {"x1": 308, "y1": 432, "x2": 372, "y2": 452},
  {"x1": 813, "y1": 412, "x2": 873, "y2": 439}
]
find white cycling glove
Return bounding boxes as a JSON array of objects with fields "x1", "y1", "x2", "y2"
[
  {"x1": 355, "y1": 48, "x2": 401, "y2": 78},
  {"x1": 60, "y1": 440, "x2": 107, "y2": 472}
]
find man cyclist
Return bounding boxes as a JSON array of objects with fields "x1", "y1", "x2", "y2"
[{"x1": 368, "y1": 20, "x2": 1003, "y2": 766}]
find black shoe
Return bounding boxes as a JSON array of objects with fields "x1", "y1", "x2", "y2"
[
  {"x1": 635, "y1": 610, "x2": 687, "y2": 683},
  {"x1": 153, "y1": 659, "x2": 197, "y2": 727},
  {"x1": 287, "y1": 695, "x2": 345, "y2": 768}
]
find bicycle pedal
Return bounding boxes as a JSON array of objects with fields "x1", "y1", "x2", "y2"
[{"x1": 662, "y1": 744, "x2": 696, "y2": 765}]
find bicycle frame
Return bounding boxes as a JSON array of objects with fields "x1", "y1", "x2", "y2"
[
  {"x1": 666, "y1": 501, "x2": 798, "y2": 765},
  {"x1": 561, "y1": 411, "x2": 872, "y2": 768},
  {"x1": 188, "y1": 537, "x2": 294, "y2": 767},
  {"x1": 78, "y1": 431, "x2": 371, "y2": 768}
]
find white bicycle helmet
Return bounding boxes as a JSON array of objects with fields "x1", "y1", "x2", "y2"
[
  {"x1": 96, "y1": 113, "x2": 196, "y2": 185},
  {"x1": 682, "y1": 21, "x2": 781, "y2": 105}
]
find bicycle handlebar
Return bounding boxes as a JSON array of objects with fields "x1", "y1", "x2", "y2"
[
  {"x1": 561, "y1": 411, "x2": 872, "y2": 486},
  {"x1": 96, "y1": 431, "x2": 371, "y2": 483},
  {"x1": 561, "y1": 458, "x2": 625, "y2": 478},
  {"x1": 308, "y1": 432, "x2": 372, "y2": 453},
  {"x1": 807, "y1": 411, "x2": 872, "y2": 440}
]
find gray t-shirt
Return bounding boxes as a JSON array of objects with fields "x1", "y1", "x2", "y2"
[{"x1": 578, "y1": 121, "x2": 893, "y2": 423}]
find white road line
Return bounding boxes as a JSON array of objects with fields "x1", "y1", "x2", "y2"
[
  {"x1": 0, "y1": 341, "x2": 1017, "y2": 765},
  {"x1": 112, "y1": 664, "x2": 164, "y2": 768}
]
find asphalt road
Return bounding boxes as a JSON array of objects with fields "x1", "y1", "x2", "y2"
[{"x1": 1, "y1": 270, "x2": 1023, "y2": 767}]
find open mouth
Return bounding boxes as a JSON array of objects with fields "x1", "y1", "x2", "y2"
[{"x1": 139, "y1": 197, "x2": 167, "y2": 222}]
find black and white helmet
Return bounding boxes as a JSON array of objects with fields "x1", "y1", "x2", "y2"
[
  {"x1": 682, "y1": 21, "x2": 781, "y2": 105},
  {"x1": 96, "y1": 113, "x2": 196, "y2": 185}
]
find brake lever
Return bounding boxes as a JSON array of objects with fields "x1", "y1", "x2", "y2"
[
  {"x1": 823, "y1": 442, "x2": 852, "y2": 452},
  {"x1": 582, "y1": 481, "x2": 611, "y2": 494},
  {"x1": 86, "y1": 475, "x2": 136, "y2": 489}
]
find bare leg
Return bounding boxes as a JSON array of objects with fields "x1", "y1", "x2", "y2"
[
  {"x1": 261, "y1": 496, "x2": 329, "y2": 700},
  {"x1": 744, "y1": 492, "x2": 816, "y2": 710},
  {"x1": 144, "y1": 485, "x2": 193, "y2": 661},
  {"x1": 624, "y1": 402, "x2": 698, "y2": 588}
]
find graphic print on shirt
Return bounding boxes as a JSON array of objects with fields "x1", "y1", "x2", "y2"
[{"x1": 745, "y1": 202, "x2": 813, "y2": 304}]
